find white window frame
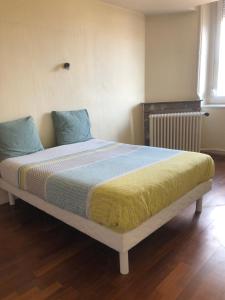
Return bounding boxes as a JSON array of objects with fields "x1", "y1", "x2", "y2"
[{"x1": 198, "y1": 0, "x2": 225, "y2": 105}]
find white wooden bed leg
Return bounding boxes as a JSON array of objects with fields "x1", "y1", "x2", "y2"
[
  {"x1": 8, "y1": 193, "x2": 16, "y2": 206},
  {"x1": 196, "y1": 198, "x2": 202, "y2": 213},
  {"x1": 119, "y1": 251, "x2": 129, "y2": 275}
]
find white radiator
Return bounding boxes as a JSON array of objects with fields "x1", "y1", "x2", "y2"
[{"x1": 149, "y1": 112, "x2": 205, "y2": 152}]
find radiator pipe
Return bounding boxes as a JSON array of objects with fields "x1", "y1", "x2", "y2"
[{"x1": 203, "y1": 112, "x2": 210, "y2": 117}]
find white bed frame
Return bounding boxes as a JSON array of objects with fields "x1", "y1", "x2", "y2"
[{"x1": 0, "y1": 178, "x2": 212, "y2": 275}]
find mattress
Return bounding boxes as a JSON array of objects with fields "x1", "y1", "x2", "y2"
[{"x1": 0, "y1": 139, "x2": 215, "y2": 233}]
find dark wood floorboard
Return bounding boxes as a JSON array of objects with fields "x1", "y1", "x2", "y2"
[{"x1": 0, "y1": 156, "x2": 225, "y2": 300}]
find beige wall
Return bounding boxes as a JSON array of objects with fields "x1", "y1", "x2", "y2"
[
  {"x1": 0, "y1": 0, "x2": 145, "y2": 148},
  {"x1": 0, "y1": 189, "x2": 8, "y2": 205},
  {"x1": 145, "y1": 10, "x2": 225, "y2": 153},
  {"x1": 202, "y1": 107, "x2": 225, "y2": 153},
  {"x1": 146, "y1": 11, "x2": 200, "y2": 102}
]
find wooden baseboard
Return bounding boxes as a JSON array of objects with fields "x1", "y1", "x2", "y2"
[{"x1": 201, "y1": 148, "x2": 225, "y2": 157}]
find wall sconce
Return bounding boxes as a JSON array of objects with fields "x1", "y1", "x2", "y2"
[{"x1": 63, "y1": 63, "x2": 70, "y2": 70}]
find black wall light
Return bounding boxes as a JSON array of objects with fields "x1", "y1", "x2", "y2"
[{"x1": 63, "y1": 63, "x2": 70, "y2": 70}]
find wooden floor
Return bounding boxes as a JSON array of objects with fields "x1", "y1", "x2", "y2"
[{"x1": 0, "y1": 157, "x2": 225, "y2": 300}]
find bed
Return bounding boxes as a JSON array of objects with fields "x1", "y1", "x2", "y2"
[{"x1": 0, "y1": 139, "x2": 214, "y2": 274}]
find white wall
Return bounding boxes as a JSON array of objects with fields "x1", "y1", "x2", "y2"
[
  {"x1": 202, "y1": 107, "x2": 225, "y2": 153},
  {"x1": 146, "y1": 9, "x2": 225, "y2": 153},
  {"x1": 146, "y1": 11, "x2": 200, "y2": 102},
  {"x1": 0, "y1": 190, "x2": 8, "y2": 205},
  {"x1": 0, "y1": 0, "x2": 146, "y2": 204},
  {"x1": 0, "y1": 0, "x2": 145, "y2": 148}
]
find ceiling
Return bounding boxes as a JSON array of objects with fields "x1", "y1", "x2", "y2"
[{"x1": 102, "y1": 0, "x2": 217, "y2": 14}]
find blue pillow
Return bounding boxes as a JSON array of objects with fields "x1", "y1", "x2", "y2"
[
  {"x1": 52, "y1": 109, "x2": 92, "y2": 145},
  {"x1": 0, "y1": 116, "x2": 44, "y2": 161}
]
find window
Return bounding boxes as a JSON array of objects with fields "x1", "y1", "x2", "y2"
[
  {"x1": 217, "y1": 3, "x2": 225, "y2": 96},
  {"x1": 198, "y1": 0, "x2": 225, "y2": 104}
]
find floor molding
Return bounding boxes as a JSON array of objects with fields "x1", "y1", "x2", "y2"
[{"x1": 201, "y1": 148, "x2": 225, "y2": 157}]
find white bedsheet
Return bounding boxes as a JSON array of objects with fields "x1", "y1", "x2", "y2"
[{"x1": 0, "y1": 139, "x2": 110, "y2": 187}]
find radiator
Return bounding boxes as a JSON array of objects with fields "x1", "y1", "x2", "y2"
[{"x1": 149, "y1": 112, "x2": 205, "y2": 152}]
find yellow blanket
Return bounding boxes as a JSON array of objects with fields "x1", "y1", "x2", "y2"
[{"x1": 89, "y1": 152, "x2": 214, "y2": 233}]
